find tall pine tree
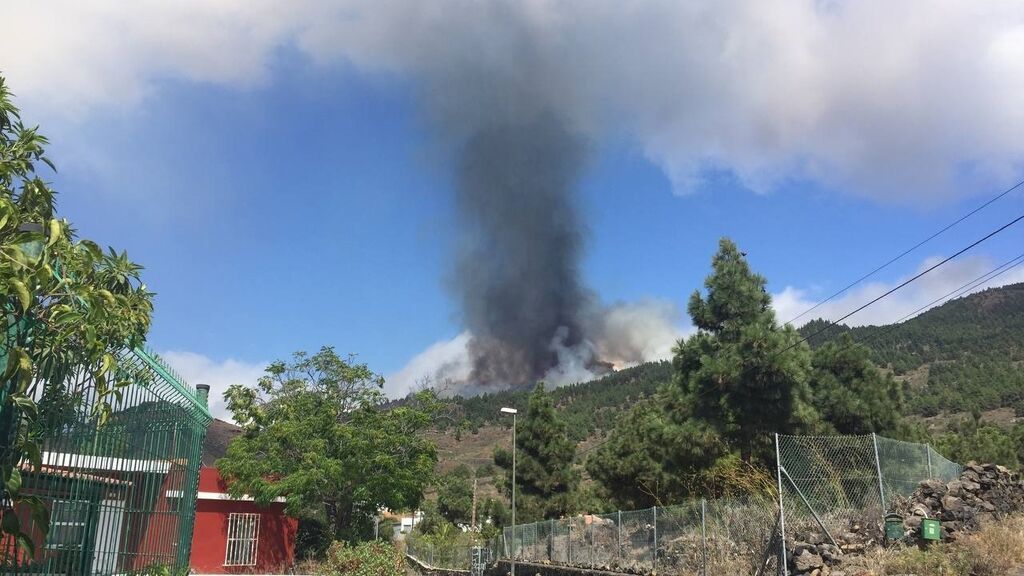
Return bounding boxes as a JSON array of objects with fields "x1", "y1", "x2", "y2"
[
  {"x1": 588, "y1": 238, "x2": 908, "y2": 505},
  {"x1": 494, "y1": 383, "x2": 579, "y2": 520},
  {"x1": 668, "y1": 238, "x2": 819, "y2": 464}
]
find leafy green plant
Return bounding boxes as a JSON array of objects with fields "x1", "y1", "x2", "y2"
[
  {"x1": 493, "y1": 382, "x2": 579, "y2": 521},
  {"x1": 0, "y1": 74, "x2": 153, "y2": 554}
]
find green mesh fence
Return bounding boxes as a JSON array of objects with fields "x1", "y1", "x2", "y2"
[{"x1": 0, "y1": 346, "x2": 211, "y2": 575}]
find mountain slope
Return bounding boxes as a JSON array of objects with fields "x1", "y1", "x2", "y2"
[{"x1": 803, "y1": 282, "x2": 1024, "y2": 417}]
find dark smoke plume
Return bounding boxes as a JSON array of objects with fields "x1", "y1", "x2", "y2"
[{"x1": 454, "y1": 116, "x2": 593, "y2": 386}]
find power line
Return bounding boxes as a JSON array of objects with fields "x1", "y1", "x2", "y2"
[
  {"x1": 785, "y1": 177, "x2": 1024, "y2": 325},
  {"x1": 889, "y1": 252, "x2": 1024, "y2": 325},
  {"x1": 788, "y1": 210, "x2": 1024, "y2": 352}
]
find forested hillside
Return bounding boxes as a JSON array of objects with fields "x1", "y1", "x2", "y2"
[
  {"x1": 450, "y1": 361, "x2": 672, "y2": 441},
  {"x1": 802, "y1": 282, "x2": 1024, "y2": 417},
  {"x1": 444, "y1": 282, "x2": 1024, "y2": 435}
]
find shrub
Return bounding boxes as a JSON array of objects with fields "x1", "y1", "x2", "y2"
[
  {"x1": 317, "y1": 541, "x2": 404, "y2": 576},
  {"x1": 296, "y1": 516, "x2": 334, "y2": 560}
]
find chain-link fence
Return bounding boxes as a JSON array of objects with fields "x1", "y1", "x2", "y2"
[
  {"x1": 499, "y1": 497, "x2": 779, "y2": 575},
  {"x1": 405, "y1": 534, "x2": 489, "y2": 571},
  {"x1": 776, "y1": 433, "x2": 961, "y2": 551},
  {"x1": 493, "y1": 433, "x2": 959, "y2": 576}
]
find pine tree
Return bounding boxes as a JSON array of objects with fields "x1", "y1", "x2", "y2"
[
  {"x1": 809, "y1": 334, "x2": 904, "y2": 435},
  {"x1": 669, "y1": 238, "x2": 819, "y2": 464},
  {"x1": 584, "y1": 399, "x2": 677, "y2": 509},
  {"x1": 494, "y1": 382, "x2": 579, "y2": 520}
]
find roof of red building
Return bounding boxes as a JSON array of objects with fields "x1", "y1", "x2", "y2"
[{"x1": 203, "y1": 418, "x2": 242, "y2": 467}]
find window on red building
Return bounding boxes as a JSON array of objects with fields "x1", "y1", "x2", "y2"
[
  {"x1": 225, "y1": 513, "x2": 260, "y2": 566},
  {"x1": 46, "y1": 500, "x2": 90, "y2": 550}
]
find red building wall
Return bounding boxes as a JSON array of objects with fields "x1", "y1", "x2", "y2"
[{"x1": 189, "y1": 468, "x2": 298, "y2": 574}]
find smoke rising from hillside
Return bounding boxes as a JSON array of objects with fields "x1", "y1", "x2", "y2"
[{"x1": 455, "y1": 118, "x2": 591, "y2": 386}]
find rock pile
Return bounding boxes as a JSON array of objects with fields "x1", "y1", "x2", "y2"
[
  {"x1": 894, "y1": 462, "x2": 1024, "y2": 542},
  {"x1": 787, "y1": 519, "x2": 874, "y2": 576},
  {"x1": 786, "y1": 463, "x2": 1024, "y2": 575}
]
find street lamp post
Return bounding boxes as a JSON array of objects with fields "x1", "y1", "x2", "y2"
[{"x1": 500, "y1": 407, "x2": 517, "y2": 576}]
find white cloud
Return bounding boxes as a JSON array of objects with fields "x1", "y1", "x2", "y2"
[
  {"x1": 159, "y1": 350, "x2": 267, "y2": 421},
  {"x1": 773, "y1": 255, "x2": 1024, "y2": 328},
  {"x1": 4, "y1": 2, "x2": 1024, "y2": 199}
]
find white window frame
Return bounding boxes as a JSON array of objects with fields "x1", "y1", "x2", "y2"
[
  {"x1": 45, "y1": 499, "x2": 90, "y2": 550},
  {"x1": 224, "y1": 512, "x2": 260, "y2": 566}
]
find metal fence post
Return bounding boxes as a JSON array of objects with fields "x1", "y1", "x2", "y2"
[
  {"x1": 590, "y1": 516, "x2": 595, "y2": 564},
  {"x1": 926, "y1": 443, "x2": 934, "y2": 478},
  {"x1": 872, "y1": 432, "x2": 887, "y2": 513},
  {"x1": 652, "y1": 505, "x2": 658, "y2": 571},
  {"x1": 701, "y1": 498, "x2": 707, "y2": 576},
  {"x1": 568, "y1": 521, "x2": 572, "y2": 564},
  {"x1": 775, "y1": 433, "x2": 789, "y2": 576},
  {"x1": 617, "y1": 510, "x2": 622, "y2": 559},
  {"x1": 550, "y1": 518, "x2": 555, "y2": 562}
]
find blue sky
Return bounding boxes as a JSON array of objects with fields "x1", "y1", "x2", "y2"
[{"x1": 4, "y1": 2, "x2": 1024, "y2": 417}]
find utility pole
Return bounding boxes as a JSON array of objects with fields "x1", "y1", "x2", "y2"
[{"x1": 472, "y1": 474, "x2": 478, "y2": 529}]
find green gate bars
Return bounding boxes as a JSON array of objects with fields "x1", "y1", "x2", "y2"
[{"x1": 0, "y1": 346, "x2": 211, "y2": 575}]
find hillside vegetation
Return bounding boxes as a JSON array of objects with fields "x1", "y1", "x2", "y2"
[
  {"x1": 803, "y1": 282, "x2": 1024, "y2": 417},
  {"x1": 446, "y1": 282, "x2": 1024, "y2": 435},
  {"x1": 448, "y1": 361, "x2": 672, "y2": 441}
]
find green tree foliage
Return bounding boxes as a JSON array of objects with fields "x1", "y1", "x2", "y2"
[
  {"x1": 809, "y1": 334, "x2": 904, "y2": 435},
  {"x1": 584, "y1": 399, "x2": 680, "y2": 509},
  {"x1": 478, "y1": 497, "x2": 510, "y2": 540},
  {"x1": 437, "y1": 464, "x2": 474, "y2": 526},
  {"x1": 218, "y1": 347, "x2": 438, "y2": 542},
  {"x1": 588, "y1": 238, "x2": 912, "y2": 505},
  {"x1": 670, "y1": 238, "x2": 818, "y2": 464},
  {"x1": 803, "y1": 283, "x2": 1024, "y2": 417},
  {"x1": 494, "y1": 383, "x2": 579, "y2": 521},
  {"x1": 0, "y1": 75, "x2": 154, "y2": 553},
  {"x1": 933, "y1": 414, "x2": 1021, "y2": 469}
]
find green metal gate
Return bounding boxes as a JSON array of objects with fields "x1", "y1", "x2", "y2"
[{"x1": 0, "y1": 346, "x2": 211, "y2": 575}]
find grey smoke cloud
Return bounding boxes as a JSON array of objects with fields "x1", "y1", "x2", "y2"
[
  {"x1": 454, "y1": 118, "x2": 591, "y2": 386},
  {"x1": 7, "y1": 1, "x2": 1024, "y2": 391}
]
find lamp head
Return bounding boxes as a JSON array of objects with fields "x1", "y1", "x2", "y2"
[{"x1": 500, "y1": 407, "x2": 517, "y2": 415}]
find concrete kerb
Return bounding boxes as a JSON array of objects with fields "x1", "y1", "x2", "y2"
[
  {"x1": 485, "y1": 559, "x2": 642, "y2": 576},
  {"x1": 407, "y1": 553, "x2": 472, "y2": 576}
]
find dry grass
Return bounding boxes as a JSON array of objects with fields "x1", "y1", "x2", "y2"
[
  {"x1": 958, "y1": 515, "x2": 1024, "y2": 576},
  {"x1": 843, "y1": 515, "x2": 1024, "y2": 576}
]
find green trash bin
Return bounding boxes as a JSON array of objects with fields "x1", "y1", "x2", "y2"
[
  {"x1": 884, "y1": 513, "x2": 904, "y2": 541},
  {"x1": 922, "y1": 518, "x2": 941, "y2": 541}
]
